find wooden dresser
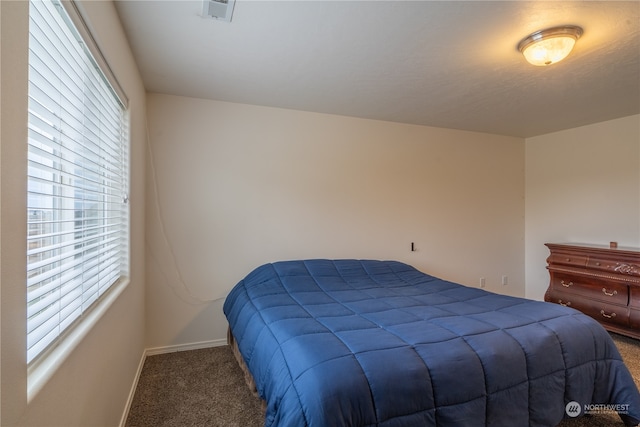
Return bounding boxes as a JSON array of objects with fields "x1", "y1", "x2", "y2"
[{"x1": 544, "y1": 243, "x2": 640, "y2": 339}]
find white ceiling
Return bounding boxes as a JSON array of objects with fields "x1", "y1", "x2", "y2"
[{"x1": 114, "y1": 1, "x2": 640, "y2": 138}]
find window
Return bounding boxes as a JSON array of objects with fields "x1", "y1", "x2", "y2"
[{"x1": 27, "y1": 0, "x2": 129, "y2": 364}]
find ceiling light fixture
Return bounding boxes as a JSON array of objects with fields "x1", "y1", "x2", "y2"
[{"x1": 518, "y1": 25, "x2": 583, "y2": 66}]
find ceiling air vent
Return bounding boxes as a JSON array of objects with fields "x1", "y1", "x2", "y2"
[{"x1": 202, "y1": 0, "x2": 235, "y2": 22}]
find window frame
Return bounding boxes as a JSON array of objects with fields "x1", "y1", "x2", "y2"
[{"x1": 26, "y1": 0, "x2": 130, "y2": 397}]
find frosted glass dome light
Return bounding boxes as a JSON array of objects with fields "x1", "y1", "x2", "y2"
[{"x1": 518, "y1": 26, "x2": 583, "y2": 66}]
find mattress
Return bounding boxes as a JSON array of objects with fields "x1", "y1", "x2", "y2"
[{"x1": 223, "y1": 259, "x2": 640, "y2": 426}]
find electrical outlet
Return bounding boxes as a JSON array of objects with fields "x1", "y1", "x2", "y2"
[
  {"x1": 502, "y1": 275, "x2": 508, "y2": 286},
  {"x1": 479, "y1": 277, "x2": 486, "y2": 288}
]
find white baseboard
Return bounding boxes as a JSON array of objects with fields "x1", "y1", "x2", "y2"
[
  {"x1": 145, "y1": 338, "x2": 227, "y2": 356},
  {"x1": 119, "y1": 349, "x2": 147, "y2": 427},
  {"x1": 119, "y1": 338, "x2": 228, "y2": 426}
]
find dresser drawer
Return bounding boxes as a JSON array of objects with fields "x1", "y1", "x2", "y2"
[
  {"x1": 587, "y1": 257, "x2": 640, "y2": 278},
  {"x1": 630, "y1": 287, "x2": 640, "y2": 309},
  {"x1": 631, "y1": 308, "x2": 640, "y2": 330},
  {"x1": 548, "y1": 253, "x2": 588, "y2": 268},
  {"x1": 545, "y1": 289, "x2": 576, "y2": 308},
  {"x1": 548, "y1": 290, "x2": 630, "y2": 328},
  {"x1": 551, "y1": 274, "x2": 628, "y2": 306},
  {"x1": 583, "y1": 303, "x2": 630, "y2": 328}
]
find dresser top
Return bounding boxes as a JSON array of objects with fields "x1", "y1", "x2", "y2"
[{"x1": 545, "y1": 242, "x2": 640, "y2": 255}]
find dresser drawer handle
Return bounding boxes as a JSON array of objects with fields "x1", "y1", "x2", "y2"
[
  {"x1": 600, "y1": 310, "x2": 616, "y2": 319},
  {"x1": 561, "y1": 280, "x2": 573, "y2": 287},
  {"x1": 558, "y1": 299, "x2": 571, "y2": 307},
  {"x1": 602, "y1": 288, "x2": 617, "y2": 297},
  {"x1": 595, "y1": 262, "x2": 601, "y2": 266}
]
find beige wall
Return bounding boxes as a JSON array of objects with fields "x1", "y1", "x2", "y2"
[
  {"x1": 145, "y1": 93, "x2": 525, "y2": 349},
  {"x1": 524, "y1": 115, "x2": 640, "y2": 301},
  {"x1": 0, "y1": 1, "x2": 146, "y2": 426}
]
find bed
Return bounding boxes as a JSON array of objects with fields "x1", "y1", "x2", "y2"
[{"x1": 223, "y1": 259, "x2": 640, "y2": 426}]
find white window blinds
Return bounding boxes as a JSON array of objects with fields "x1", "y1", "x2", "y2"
[{"x1": 27, "y1": 0, "x2": 129, "y2": 364}]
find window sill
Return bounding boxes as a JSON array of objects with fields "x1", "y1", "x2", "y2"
[{"x1": 27, "y1": 277, "x2": 130, "y2": 402}]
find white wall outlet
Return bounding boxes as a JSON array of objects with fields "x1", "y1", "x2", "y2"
[
  {"x1": 502, "y1": 275, "x2": 508, "y2": 286},
  {"x1": 479, "y1": 277, "x2": 486, "y2": 288}
]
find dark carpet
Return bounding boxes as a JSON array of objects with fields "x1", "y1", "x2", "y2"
[
  {"x1": 125, "y1": 333, "x2": 639, "y2": 427},
  {"x1": 125, "y1": 345, "x2": 264, "y2": 427}
]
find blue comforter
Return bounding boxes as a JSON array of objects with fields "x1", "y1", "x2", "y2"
[{"x1": 223, "y1": 259, "x2": 640, "y2": 426}]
